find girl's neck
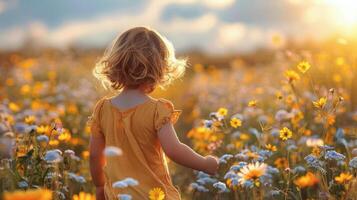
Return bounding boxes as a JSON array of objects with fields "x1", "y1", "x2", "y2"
[{"x1": 121, "y1": 88, "x2": 147, "y2": 97}]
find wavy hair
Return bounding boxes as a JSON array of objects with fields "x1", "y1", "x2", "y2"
[{"x1": 93, "y1": 27, "x2": 186, "y2": 91}]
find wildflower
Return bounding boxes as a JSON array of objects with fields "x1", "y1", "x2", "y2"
[
  {"x1": 325, "y1": 150, "x2": 345, "y2": 161},
  {"x1": 248, "y1": 100, "x2": 257, "y2": 107},
  {"x1": 36, "y1": 125, "x2": 52, "y2": 135},
  {"x1": 36, "y1": 135, "x2": 49, "y2": 143},
  {"x1": 217, "y1": 108, "x2": 228, "y2": 117},
  {"x1": 190, "y1": 183, "x2": 209, "y2": 192},
  {"x1": 313, "y1": 97, "x2": 327, "y2": 109},
  {"x1": 219, "y1": 154, "x2": 233, "y2": 164},
  {"x1": 335, "y1": 172, "x2": 353, "y2": 184},
  {"x1": 312, "y1": 146, "x2": 321, "y2": 157},
  {"x1": 24, "y1": 115, "x2": 36, "y2": 124},
  {"x1": 275, "y1": 109, "x2": 291, "y2": 122},
  {"x1": 112, "y1": 178, "x2": 139, "y2": 188},
  {"x1": 72, "y1": 192, "x2": 95, "y2": 200},
  {"x1": 297, "y1": 61, "x2": 311, "y2": 74},
  {"x1": 104, "y1": 146, "x2": 123, "y2": 157},
  {"x1": 274, "y1": 158, "x2": 288, "y2": 169},
  {"x1": 8, "y1": 102, "x2": 20, "y2": 112},
  {"x1": 294, "y1": 172, "x2": 319, "y2": 188},
  {"x1": 265, "y1": 144, "x2": 277, "y2": 152},
  {"x1": 149, "y1": 187, "x2": 165, "y2": 200},
  {"x1": 230, "y1": 118, "x2": 242, "y2": 128},
  {"x1": 44, "y1": 149, "x2": 63, "y2": 163},
  {"x1": 237, "y1": 162, "x2": 267, "y2": 187},
  {"x1": 306, "y1": 138, "x2": 324, "y2": 147},
  {"x1": 197, "y1": 177, "x2": 217, "y2": 184},
  {"x1": 292, "y1": 166, "x2": 306, "y2": 174},
  {"x1": 279, "y1": 127, "x2": 292, "y2": 141},
  {"x1": 284, "y1": 70, "x2": 300, "y2": 83},
  {"x1": 213, "y1": 181, "x2": 227, "y2": 192},
  {"x1": 349, "y1": 157, "x2": 357, "y2": 169},
  {"x1": 4, "y1": 189, "x2": 52, "y2": 200},
  {"x1": 118, "y1": 194, "x2": 132, "y2": 200}
]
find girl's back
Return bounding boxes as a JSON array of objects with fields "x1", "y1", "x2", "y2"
[{"x1": 89, "y1": 96, "x2": 181, "y2": 199}]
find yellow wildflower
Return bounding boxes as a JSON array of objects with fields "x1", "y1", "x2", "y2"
[
  {"x1": 9, "y1": 102, "x2": 20, "y2": 112},
  {"x1": 284, "y1": 70, "x2": 300, "y2": 83},
  {"x1": 265, "y1": 144, "x2": 277, "y2": 152},
  {"x1": 230, "y1": 118, "x2": 242, "y2": 128},
  {"x1": 149, "y1": 187, "x2": 165, "y2": 200},
  {"x1": 313, "y1": 97, "x2": 327, "y2": 109},
  {"x1": 294, "y1": 172, "x2": 319, "y2": 188},
  {"x1": 4, "y1": 189, "x2": 52, "y2": 200},
  {"x1": 72, "y1": 192, "x2": 95, "y2": 200},
  {"x1": 24, "y1": 115, "x2": 36, "y2": 124},
  {"x1": 297, "y1": 61, "x2": 311, "y2": 73},
  {"x1": 335, "y1": 172, "x2": 353, "y2": 184},
  {"x1": 248, "y1": 100, "x2": 257, "y2": 107},
  {"x1": 217, "y1": 107, "x2": 228, "y2": 117},
  {"x1": 279, "y1": 127, "x2": 292, "y2": 141}
]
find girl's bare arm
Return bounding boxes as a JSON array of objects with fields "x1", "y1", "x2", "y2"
[
  {"x1": 158, "y1": 123, "x2": 218, "y2": 175},
  {"x1": 89, "y1": 134, "x2": 106, "y2": 200}
]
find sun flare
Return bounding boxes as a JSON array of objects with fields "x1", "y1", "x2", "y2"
[{"x1": 325, "y1": 0, "x2": 357, "y2": 27}]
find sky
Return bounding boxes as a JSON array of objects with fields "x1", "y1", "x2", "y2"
[{"x1": 0, "y1": 0, "x2": 356, "y2": 53}]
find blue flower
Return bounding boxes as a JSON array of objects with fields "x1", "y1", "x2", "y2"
[
  {"x1": 118, "y1": 194, "x2": 132, "y2": 200},
  {"x1": 213, "y1": 181, "x2": 227, "y2": 193},
  {"x1": 292, "y1": 166, "x2": 306, "y2": 174},
  {"x1": 219, "y1": 154, "x2": 233, "y2": 164},
  {"x1": 242, "y1": 180, "x2": 254, "y2": 188},
  {"x1": 197, "y1": 177, "x2": 217, "y2": 184},
  {"x1": 325, "y1": 150, "x2": 345, "y2": 161},
  {"x1": 349, "y1": 157, "x2": 357, "y2": 169},
  {"x1": 224, "y1": 171, "x2": 238, "y2": 180},
  {"x1": 190, "y1": 183, "x2": 209, "y2": 192}
]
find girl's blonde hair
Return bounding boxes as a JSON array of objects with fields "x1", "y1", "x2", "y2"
[{"x1": 93, "y1": 27, "x2": 186, "y2": 91}]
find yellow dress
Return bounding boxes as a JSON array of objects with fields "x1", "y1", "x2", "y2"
[{"x1": 88, "y1": 96, "x2": 182, "y2": 200}]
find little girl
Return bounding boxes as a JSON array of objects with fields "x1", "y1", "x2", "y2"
[{"x1": 88, "y1": 27, "x2": 218, "y2": 200}]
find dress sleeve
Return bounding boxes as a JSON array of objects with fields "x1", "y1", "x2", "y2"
[
  {"x1": 87, "y1": 98, "x2": 106, "y2": 137},
  {"x1": 154, "y1": 99, "x2": 181, "y2": 131}
]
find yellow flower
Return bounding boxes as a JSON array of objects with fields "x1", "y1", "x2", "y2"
[
  {"x1": 335, "y1": 172, "x2": 353, "y2": 184},
  {"x1": 265, "y1": 144, "x2": 277, "y2": 152},
  {"x1": 284, "y1": 70, "x2": 300, "y2": 83},
  {"x1": 36, "y1": 125, "x2": 52, "y2": 135},
  {"x1": 4, "y1": 189, "x2": 52, "y2": 200},
  {"x1": 297, "y1": 61, "x2": 311, "y2": 73},
  {"x1": 274, "y1": 157, "x2": 288, "y2": 169},
  {"x1": 313, "y1": 97, "x2": 327, "y2": 109},
  {"x1": 24, "y1": 115, "x2": 36, "y2": 124},
  {"x1": 58, "y1": 131, "x2": 71, "y2": 141},
  {"x1": 217, "y1": 107, "x2": 228, "y2": 117},
  {"x1": 9, "y1": 102, "x2": 20, "y2": 112},
  {"x1": 312, "y1": 146, "x2": 321, "y2": 157},
  {"x1": 248, "y1": 100, "x2": 257, "y2": 107},
  {"x1": 279, "y1": 127, "x2": 292, "y2": 141},
  {"x1": 149, "y1": 187, "x2": 165, "y2": 200},
  {"x1": 72, "y1": 192, "x2": 95, "y2": 200},
  {"x1": 230, "y1": 118, "x2": 242, "y2": 128},
  {"x1": 294, "y1": 172, "x2": 319, "y2": 188},
  {"x1": 237, "y1": 162, "x2": 267, "y2": 187}
]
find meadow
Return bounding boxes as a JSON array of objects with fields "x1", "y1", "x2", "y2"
[{"x1": 0, "y1": 38, "x2": 357, "y2": 200}]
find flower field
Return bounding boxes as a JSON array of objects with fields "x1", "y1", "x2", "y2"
[{"x1": 1, "y1": 40, "x2": 357, "y2": 199}]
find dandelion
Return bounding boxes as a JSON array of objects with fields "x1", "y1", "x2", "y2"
[
  {"x1": 230, "y1": 118, "x2": 242, "y2": 128},
  {"x1": 104, "y1": 146, "x2": 123, "y2": 157},
  {"x1": 335, "y1": 172, "x2": 353, "y2": 184},
  {"x1": 237, "y1": 162, "x2": 267, "y2": 187},
  {"x1": 265, "y1": 144, "x2": 277, "y2": 152},
  {"x1": 248, "y1": 100, "x2": 257, "y2": 107},
  {"x1": 284, "y1": 70, "x2": 300, "y2": 83},
  {"x1": 297, "y1": 61, "x2": 311, "y2": 73},
  {"x1": 294, "y1": 172, "x2": 319, "y2": 188},
  {"x1": 279, "y1": 127, "x2": 292, "y2": 141},
  {"x1": 72, "y1": 192, "x2": 95, "y2": 200},
  {"x1": 313, "y1": 97, "x2": 327, "y2": 109},
  {"x1": 217, "y1": 107, "x2": 228, "y2": 117},
  {"x1": 149, "y1": 187, "x2": 165, "y2": 200}
]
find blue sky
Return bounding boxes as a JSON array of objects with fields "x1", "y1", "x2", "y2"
[{"x1": 0, "y1": 0, "x2": 354, "y2": 53}]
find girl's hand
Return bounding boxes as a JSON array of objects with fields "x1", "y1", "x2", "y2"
[
  {"x1": 204, "y1": 155, "x2": 219, "y2": 175},
  {"x1": 96, "y1": 186, "x2": 105, "y2": 200}
]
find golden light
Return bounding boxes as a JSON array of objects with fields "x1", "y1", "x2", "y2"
[{"x1": 325, "y1": 0, "x2": 357, "y2": 27}]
